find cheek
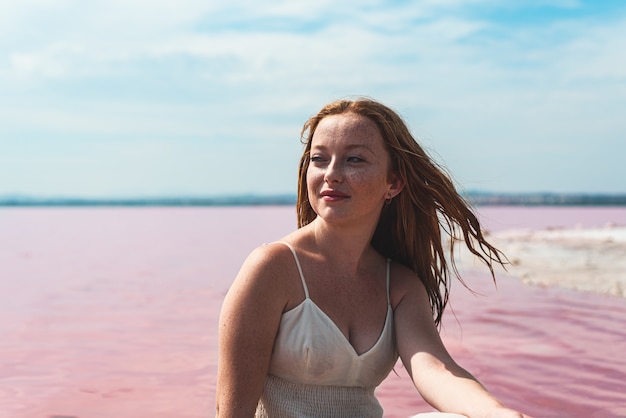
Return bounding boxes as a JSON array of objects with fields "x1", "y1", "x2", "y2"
[
  {"x1": 348, "y1": 171, "x2": 383, "y2": 193},
  {"x1": 305, "y1": 166, "x2": 323, "y2": 198},
  {"x1": 306, "y1": 166, "x2": 318, "y2": 187}
]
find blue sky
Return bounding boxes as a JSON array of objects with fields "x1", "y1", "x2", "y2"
[{"x1": 1, "y1": 0, "x2": 625, "y2": 198}]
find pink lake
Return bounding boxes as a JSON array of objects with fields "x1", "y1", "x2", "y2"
[{"x1": 0, "y1": 206, "x2": 625, "y2": 418}]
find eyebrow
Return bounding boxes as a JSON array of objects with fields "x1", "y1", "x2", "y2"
[{"x1": 311, "y1": 144, "x2": 375, "y2": 154}]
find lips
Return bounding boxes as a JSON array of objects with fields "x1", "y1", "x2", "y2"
[{"x1": 320, "y1": 189, "x2": 350, "y2": 201}]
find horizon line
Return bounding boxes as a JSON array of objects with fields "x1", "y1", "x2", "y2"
[{"x1": 1, "y1": 192, "x2": 626, "y2": 207}]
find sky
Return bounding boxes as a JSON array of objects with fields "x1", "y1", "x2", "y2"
[{"x1": 1, "y1": 0, "x2": 625, "y2": 198}]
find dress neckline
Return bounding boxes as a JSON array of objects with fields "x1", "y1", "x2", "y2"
[{"x1": 276, "y1": 241, "x2": 392, "y2": 357}]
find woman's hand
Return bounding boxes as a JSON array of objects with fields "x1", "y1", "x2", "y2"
[{"x1": 486, "y1": 407, "x2": 533, "y2": 418}]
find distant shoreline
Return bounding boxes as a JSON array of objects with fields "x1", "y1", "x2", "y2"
[
  {"x1": 466, "y1": 192, "x2": 626, "y2": 206},
  {"x1": 0, "y1": 195, "x2": 297, "y2": 207},
  {"x1": 1, "y1": 192, "x2": 626, "y2": 207}
]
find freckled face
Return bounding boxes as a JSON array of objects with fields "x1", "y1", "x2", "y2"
[{"x1": 306, "y1": 113, "x2": 395, "y2": 227}]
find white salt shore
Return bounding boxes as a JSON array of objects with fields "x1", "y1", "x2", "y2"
[{"x1": 455, "y1": 225, "x2": 626, "y2": 298}]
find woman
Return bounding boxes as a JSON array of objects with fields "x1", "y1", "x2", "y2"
[{"x1": 216, "y1": 98, "x2": 531, "y2": 417}]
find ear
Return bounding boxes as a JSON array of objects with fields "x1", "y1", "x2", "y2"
[{"x1": 387, "y1": 174, "x2": 404, "y2": 198}]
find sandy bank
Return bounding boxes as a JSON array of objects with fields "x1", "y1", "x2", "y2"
[{"x1": 456, "y1": 225, "x2": 626, "y2": 298}]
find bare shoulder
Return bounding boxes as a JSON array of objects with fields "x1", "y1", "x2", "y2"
[
  {"x1": 218, "y1": 241, "x2": 303, "y2": 350},
  {"x1": 225, "y1": 241, "x2": 304, "y2": 311},
  {"x1": 388, "y1": 261, "x2": 430, "y2": 310},
  {"x1": 238, "y1": 242, "x2": 297, "y2": 281}
]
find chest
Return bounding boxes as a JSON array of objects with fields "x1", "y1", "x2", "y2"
[{"x1": 302, "y1": 271, "x2": 389, "y2": 355}]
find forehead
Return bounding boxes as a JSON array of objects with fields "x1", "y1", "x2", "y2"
[{"x1": 312, "y1": 113, "x2": 384, "y2": 148}]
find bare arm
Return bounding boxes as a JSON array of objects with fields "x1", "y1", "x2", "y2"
[
  {"x1": 393, "y1": 268, "x2": 532, "y2": 418},
  {"x1": 216, "y1": 245, "x2": 291, "y2": 417}
]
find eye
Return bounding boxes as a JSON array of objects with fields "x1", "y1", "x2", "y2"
[
  {"x1": 310, "y1": 155, "x2": 326, "y2": 163},
  {"x1": 347, "y1": 156, "x2": 365, "y2": 163}
]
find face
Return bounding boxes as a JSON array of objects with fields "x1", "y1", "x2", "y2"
[{"x1": 306, "y1": 113, "x2": 402, "y2": 227}]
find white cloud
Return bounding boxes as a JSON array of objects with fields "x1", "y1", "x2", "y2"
[{"x1": 0, "y1": 0, "x2": 625, "y2": 195}]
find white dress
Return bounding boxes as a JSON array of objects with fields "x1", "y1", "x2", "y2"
[{"x1": 255, "y1": 242, "x2": 397, "y2": 417}]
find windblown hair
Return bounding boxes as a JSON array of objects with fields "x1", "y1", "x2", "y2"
[{"x1": 296, "y1": 98, "x2": 506, "y2": 326}]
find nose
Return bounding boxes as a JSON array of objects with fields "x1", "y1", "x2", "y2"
[{"x1": 324, "y1": 157, "x2": 343, "y2": 184}]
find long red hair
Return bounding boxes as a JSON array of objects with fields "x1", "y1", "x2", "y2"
[{"x1": 296, "y1": 98, "x2": 505, "y2": 326}]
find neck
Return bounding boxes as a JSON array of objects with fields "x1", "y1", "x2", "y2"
[{"x1": 308, "y1": 217, "x2": 378, "y2": 273}]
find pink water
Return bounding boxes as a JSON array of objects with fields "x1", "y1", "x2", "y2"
[{"x1": 0, "y1": 206, "x2": 625, "y2": 418}]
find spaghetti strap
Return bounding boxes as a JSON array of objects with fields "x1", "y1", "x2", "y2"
[
  {"x1": 385, "y1": 259, "x2": 391, "y2": 306},
  {"x1": 275, "y1": 241, "x2": 310, "y2": 299}
]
